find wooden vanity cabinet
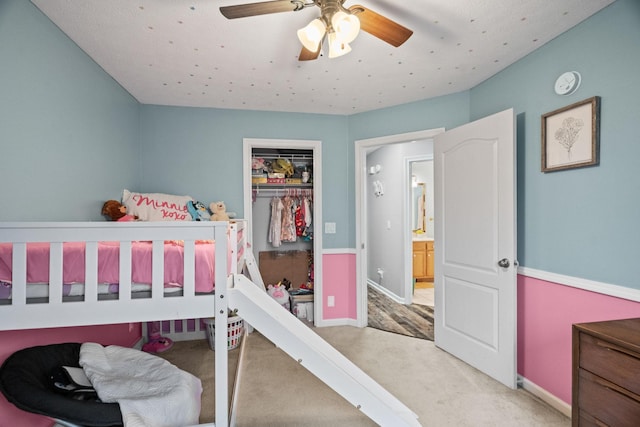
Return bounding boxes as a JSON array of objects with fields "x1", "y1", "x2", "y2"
[
  {"x1": 573, "y1": 318, "x2": 640, "y2": 426},
  {"x1": 412, "y1": 240, "x2": 433, "y2": 281}
]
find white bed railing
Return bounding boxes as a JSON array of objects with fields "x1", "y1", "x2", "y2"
[{"x1": 0, "y1": 220, "x2": 245, "y2": 331}]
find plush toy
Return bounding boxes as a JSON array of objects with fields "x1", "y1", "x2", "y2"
[
  {"x1": 210, "y1": 201, "x2": 230, "y2": 221},
  {"x1": 267, "y1": 283, "x2": 290, "y2": 310},
  {"x1": 187, "y1": 200, "x2": 211, "y2": 221},
  {"x1": 102, "y1": 200, "x2": 138, "y2": 222},
  {"x1": 251, "y1": 157, "x2": 266, "y2": 173}
]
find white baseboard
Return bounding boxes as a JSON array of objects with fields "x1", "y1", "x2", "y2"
[
  {"x1": 316, "y1": 317, "x2": 360, "y2": 327},
  {"x1": 519, "y1": 375, "x2": 571, "y2": 419},
  {"x1": 367, "y1": 279, "x2": 406, "y2": 304}
]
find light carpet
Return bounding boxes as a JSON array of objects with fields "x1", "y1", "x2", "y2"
[
  {"x1": 158, "y1": 338, "x2": 240, "y2": 424},
  {"x1": 161, "y1": 326, "x2": 570, "y2": 426},
  {"x1": 235, "y1": 327, "x2": 570, "y2": 426}
]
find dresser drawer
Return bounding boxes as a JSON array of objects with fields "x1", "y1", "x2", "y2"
[
  {"x1": 578, "y1": 369, "x2": 640, "y2": 427},
  {"x1": 580, "y1": 332, "x2": 640, "y2": 396}
]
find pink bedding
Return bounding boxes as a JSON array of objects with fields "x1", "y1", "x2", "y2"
[{"x1": 0, "y1": 240, "x2": 221, "y2": 293}]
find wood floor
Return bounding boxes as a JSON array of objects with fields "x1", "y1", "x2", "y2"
[{"x1": 367, "y1": 285, "x2": 434, "y2": 341}]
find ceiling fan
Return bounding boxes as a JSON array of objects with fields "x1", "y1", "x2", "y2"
[{"x1": 220, "y1": 0, "x2": 413, "y2": 61}]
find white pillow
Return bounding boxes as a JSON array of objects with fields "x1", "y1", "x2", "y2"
[{"x1": 122, "y1": 189, "x2": 194, "y2": 221}]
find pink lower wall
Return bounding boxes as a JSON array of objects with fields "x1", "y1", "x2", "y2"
[
  {"x1": 517, "y1": 274, "x2": 640, "y2": 404},
  {"x1": 0, "y1": 323, "x2": 141, "y2": 427},
  {"x1": 322, "y1": 252, "x2": 357, "y2": 319}
]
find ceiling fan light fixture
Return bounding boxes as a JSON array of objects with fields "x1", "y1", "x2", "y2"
[
  {"x1": 297, "y1": 18, "x2": 326, "y2": 52},
  {"x1": 331, "y1": 10, "x2": 360, "y2": 43},
  {"x1": 328, "y1": 31, "x2": 351, "y2": 58}
]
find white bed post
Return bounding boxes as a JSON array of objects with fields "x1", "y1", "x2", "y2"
[{"x1": 214, "y1": 222, "x2": 229, "y2": 427}]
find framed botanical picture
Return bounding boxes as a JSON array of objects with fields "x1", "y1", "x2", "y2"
[{"x1": 541, "y1": 96, "x2": 600, "y2": 172}]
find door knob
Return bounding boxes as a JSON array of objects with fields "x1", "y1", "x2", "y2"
[{"x1": 498, "y1": 258, "x2": 510, "y2": 268}]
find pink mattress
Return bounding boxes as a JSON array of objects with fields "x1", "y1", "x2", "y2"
[{"x1": 0, "y1": 240, "x2": 222, "y2": 294}]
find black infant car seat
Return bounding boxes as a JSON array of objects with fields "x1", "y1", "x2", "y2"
[{"x1": 0, "y1": 343, "x2": 123, "y2": 427}]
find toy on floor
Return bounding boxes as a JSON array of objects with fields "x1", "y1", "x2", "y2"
[
  {"x1": 142, "y1": 321, "x2": 174, "y2": 353},
  {"x1": 267, "y1": 283, "x2": 290, "y2": 310}
]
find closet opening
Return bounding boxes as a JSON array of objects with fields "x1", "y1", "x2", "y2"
[{"x1": 242, "y1": 139, "x2": 323, "y2": 326}]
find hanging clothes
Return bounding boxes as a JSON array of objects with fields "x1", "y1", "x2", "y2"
[
  {"x1": 295, "y1": 197, "x2": 305, "y2": 237},
  {"x1": 280, "y1": 196, "x2": 296, "y2": 243},
  {"x1": 302, "y1": 196, "x2": 313, "y2": 241},
  {"x1": 269, "y1": 197, "x2": 284, "y2": 248}
]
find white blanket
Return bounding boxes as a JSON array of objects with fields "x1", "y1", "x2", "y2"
[{"x1": 79, "y1": 342, "x2": 202, "y2": 427}]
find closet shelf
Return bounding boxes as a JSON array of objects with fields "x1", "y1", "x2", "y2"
[
  {"x1": 252, "y1": 183, "x2": 313, "y2": 188},
  {"x1": 252, "y1": 153, "x2": 313, "y2": 161}
]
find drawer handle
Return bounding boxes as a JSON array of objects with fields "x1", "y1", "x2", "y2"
[
  {"x1": 592, "y1": 375, "x2": 639, "y2": 402},
  {"x1": 595, "y1": 339, "x2": 640, "y2": 359}
]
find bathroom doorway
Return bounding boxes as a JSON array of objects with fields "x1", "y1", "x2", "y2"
[
  {"x1": 355, "y1": 128, "x2": 443, "y2": 335},
  {"x1": 409, "y1": 158, "x2": 434, "y2": 309}
]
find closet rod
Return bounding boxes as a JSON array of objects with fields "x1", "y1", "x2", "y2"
[{"x1": 252, "y1": 188, "x2": 313, "y2": 197}]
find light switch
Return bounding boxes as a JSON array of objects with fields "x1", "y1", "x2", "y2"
[{"x1": 325, "y1": 222, "x2": 336, "y2": 234}]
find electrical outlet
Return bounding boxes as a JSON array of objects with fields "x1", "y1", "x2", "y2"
[
  {"x1": 325, "y1": 222, "x2": 336, "y2": 234},
  {"x1": 327, "y1": 295, "x2": 335, "y2": 307}
]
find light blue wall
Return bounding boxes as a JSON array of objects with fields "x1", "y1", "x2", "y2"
[
  {"x1": 470, "y1": 0, "x2": 640, "y2": 288},
  {"x1": 139, "y1": 105, "x2": 351, "y2": 248},
  {"x1": 0, "y1": 0, "x2": 140, "y2": 221},
  {"x1": 3, "y1": 0, "x2": 639, "y2": 291}
]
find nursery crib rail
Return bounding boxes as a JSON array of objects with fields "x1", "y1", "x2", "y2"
[{"x1": 0, "y1": 220, "x2": 244, "y2": 332}]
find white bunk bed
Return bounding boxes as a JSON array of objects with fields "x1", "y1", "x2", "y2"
[
  {"x1": 0, "y1": 220, "x2": 422, "y2": 427},
  {"x1": 0, "y1": 220, "x2": 246, "y2": 427}
]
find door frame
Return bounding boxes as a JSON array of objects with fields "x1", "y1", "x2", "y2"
[
  {"x1": 404, "y1": 154, "x2": 433, "y2": 303},
  {"x1": 243, "y1": 138, "x2": 323, "y2": 326},
  {"x1": 355, "y1": 128, "x2": 444, "y2": 327}
]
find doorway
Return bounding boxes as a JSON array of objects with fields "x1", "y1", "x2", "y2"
[
  {"x1": 242, "y1": 138, "x2": 324, "y2": 326},
  {"x1": 409, "y1": 158, "x2": 434, "y2": 309},
  {"x1": 354, "y1": 128, "x2": 444, "y2": 328}
]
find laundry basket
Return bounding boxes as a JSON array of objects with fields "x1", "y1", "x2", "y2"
[{"x1": 203, "y1": 316, "x2": 244, "y2": 351}]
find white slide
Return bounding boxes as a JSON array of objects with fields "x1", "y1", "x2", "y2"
[{"x1": 228, "y1": 274, "x2": 421, "y2": 427}]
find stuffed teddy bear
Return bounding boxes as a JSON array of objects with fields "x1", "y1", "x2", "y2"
[
  {"x1": 102, "y1": 200, "x2": 138, "y2": 222},
  {"x1": 267, "y1": 283, "x2": 290, "y2": 310},
  {"x1": 210, "y1": 201, "x2": 230, "y2": 221},
  {"x1": 187, "y1": 200, "x2": 211, "y2": 221}
]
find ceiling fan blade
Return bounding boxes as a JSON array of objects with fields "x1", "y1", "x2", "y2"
[
  {"x1": 220, "y1": 0, "x2": 302, "y2": 19},
  {"x1": 349, "y1": 5, "x2": 413, "y2": 47},
  {"x1": 298, "y1": 45, "x2": 321, "y2": 61}
]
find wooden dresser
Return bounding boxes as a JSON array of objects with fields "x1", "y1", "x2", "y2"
[{"x1": 573, "y1": 318, "x2": 640, "y2": 426}]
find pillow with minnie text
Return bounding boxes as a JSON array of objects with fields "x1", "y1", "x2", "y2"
[{"x1": 122, "y1": 189, "x2": 193, "y2": 221}]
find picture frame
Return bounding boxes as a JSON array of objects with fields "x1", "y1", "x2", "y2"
[{"x1": 541, "y1": 96, "x2": 600, "y2": 172}]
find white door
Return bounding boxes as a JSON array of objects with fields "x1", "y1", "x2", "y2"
[{"x1": 433, "y1": 109, "x2": 517, "y2": 388}]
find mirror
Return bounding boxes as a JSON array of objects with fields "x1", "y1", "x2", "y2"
[{"x1": 412, "y1": 182, "x2": 426, "y2": 233}]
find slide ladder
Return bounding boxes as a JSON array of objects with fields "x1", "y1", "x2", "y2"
[{"x1": 226, "y1": 274, "x2": 421, "y2": 427}]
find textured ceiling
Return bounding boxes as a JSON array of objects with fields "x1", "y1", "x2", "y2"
[{"x1": 31, "y1": 0, "x2": 614, "y2": 115}]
